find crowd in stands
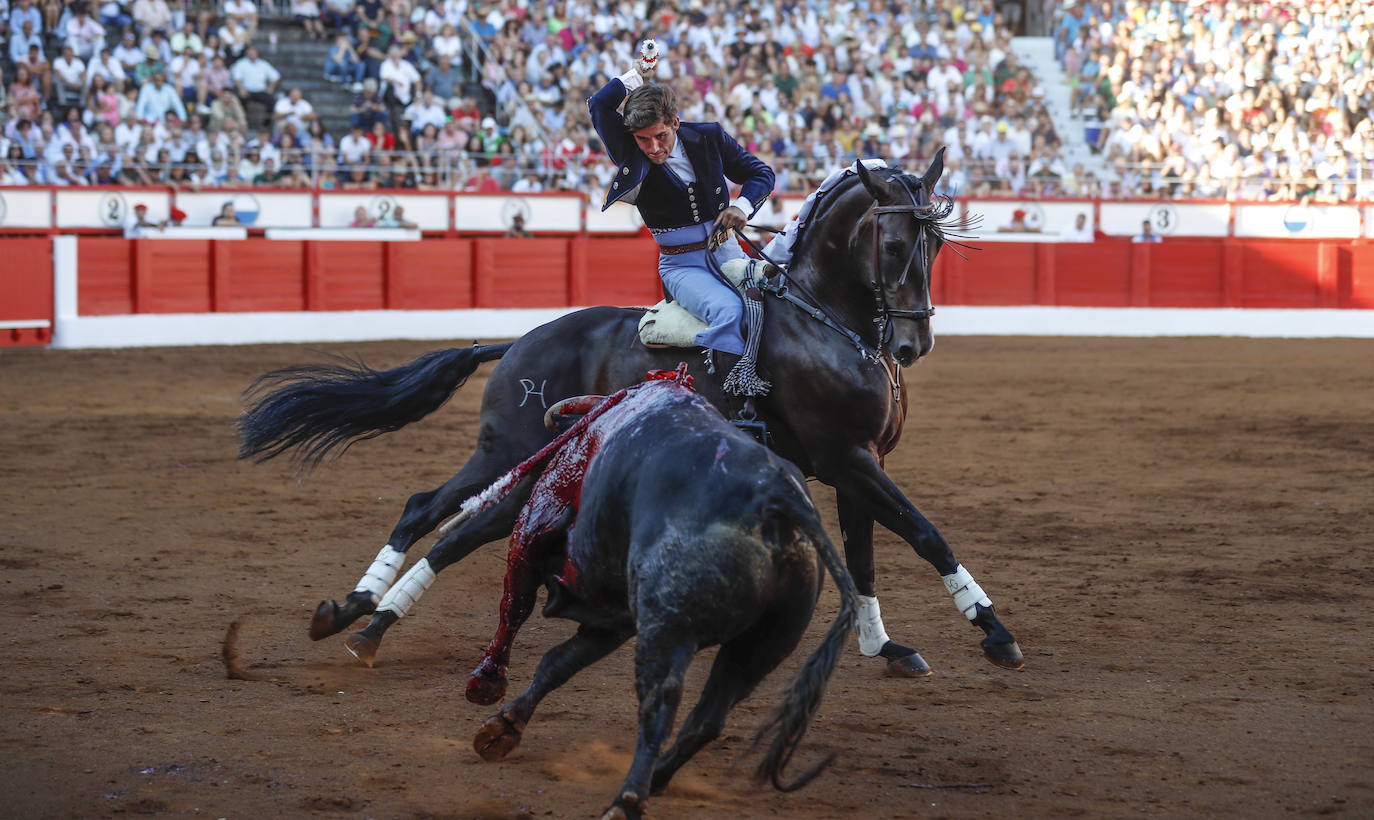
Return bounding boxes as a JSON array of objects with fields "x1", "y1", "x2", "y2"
[
  {"x1": 0, "y1": 0, "x2": 1061, "y2": 199},
  {"x1": 1054, "y1": 0, "x2": 1374, "y2": 201},
  {"x1": 1, "y1": 0, "x2": 1367, "y2": 204}
]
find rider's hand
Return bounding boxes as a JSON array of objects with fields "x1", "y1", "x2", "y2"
[{"x1": 710, "y1": 206, "x2": 746, "y2": 248}]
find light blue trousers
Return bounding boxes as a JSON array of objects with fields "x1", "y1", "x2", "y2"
[{"x1": 656, "y1": 223, "x2": 747, "y2": 356}]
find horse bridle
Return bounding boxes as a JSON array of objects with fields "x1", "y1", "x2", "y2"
[{"x1": 867, "y1": 177, "x2": 939, "y2": 348}]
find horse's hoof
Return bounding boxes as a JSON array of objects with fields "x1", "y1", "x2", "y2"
[
  {"x1": 344, "y1": 631, "x2": 380, "y2": 668},
  {"x1": 309, "y1": 600, "x2": 341, "y2": 640},
  {"x1": 465, "y1": 670, "x2": 507, "y2": 706},
  {"x1": 982, "y1": 640, "x2": 1024, "y2": 670},
  {"x1": 473, "y1": 713, "x2": 525, "y2": 762},
  {"x1": 602, "y1": 791, "x2": 643, "y2": 820},
  {"x1": 884, "y1": 651, "x2": 933, "y2": 678}
]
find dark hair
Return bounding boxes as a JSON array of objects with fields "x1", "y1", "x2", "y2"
[{"x1": 623, "y1": 83, "x2": 677, "y2": 131}]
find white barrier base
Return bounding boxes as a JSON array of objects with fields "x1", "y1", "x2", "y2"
[
  {"x1": 51, "y1": 308, "x2": 582, "y2": 349},
  {"x1": 48, "y1": 305, "x2": 1374, "y2": 349}
]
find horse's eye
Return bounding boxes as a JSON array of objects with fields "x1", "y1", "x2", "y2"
[{"x1": 883, "y1": 241, "x2": 903, "y2": 257}]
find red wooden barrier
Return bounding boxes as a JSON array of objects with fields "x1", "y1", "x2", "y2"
[
  {"x1": 3, "y1": 235, "x2": 1371, "y2": 348},
  {"x1": 0, "y1": 238, "x2": 53, "y2": 346}
]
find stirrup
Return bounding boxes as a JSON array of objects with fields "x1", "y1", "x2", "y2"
[{"x1": 731, "y1": 399, "x2": 768, "y2": 445}]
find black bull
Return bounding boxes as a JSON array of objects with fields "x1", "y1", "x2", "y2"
[
  {"x1": 238, "y1": 153, "x2": 1023, "y2": 673},
  {"x1": 466, "y1": 372, "x2": 860, "y2": 818}
]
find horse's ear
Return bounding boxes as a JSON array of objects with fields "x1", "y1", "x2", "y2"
[
  {"x1": 854, "y1": 159, "x2": 895, "y2": 203},
  {"x1": 921, "y1": 147, "x2": 947, "y2": 196}
]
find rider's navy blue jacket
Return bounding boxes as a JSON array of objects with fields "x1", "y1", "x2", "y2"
[{"x1": 588, "y1": 76, "x2": 774, "y2": 231}]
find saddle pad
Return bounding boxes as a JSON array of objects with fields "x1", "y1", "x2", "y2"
[{"x1": 637, "y1": 259, "x2": 755, "y2": 349}]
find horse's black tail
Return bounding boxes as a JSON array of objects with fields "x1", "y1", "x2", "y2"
[
  {"x1": 237, "y1": 342, "x2": 514, "y2": 469},
  {"x1": 752, "y1": 517, "x2": 860, "y2": 792}
]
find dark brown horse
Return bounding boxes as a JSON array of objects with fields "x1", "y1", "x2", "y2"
[{"x1": 239, "y1": 151, "x2": 1023, "y2": 675}]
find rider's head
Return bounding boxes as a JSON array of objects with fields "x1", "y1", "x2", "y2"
[{"x1": 624, "y1": 84, "x2": 680, "y2": 166}]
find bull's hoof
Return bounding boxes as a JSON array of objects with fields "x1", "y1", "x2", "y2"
[
  {"x1": 343, "y1": 631, "x2": 380, "y2": 668},
  {"x1": 877, "y1": 641, "x2": 933, "y2": 677},
  {"x1": 602, "y1": 791, "x2": 643, "y2": 820},
  {"x1": 473, "y1": 712, "x2": 525, "y2": 762},
  {"x1": 982, "y1": 639, "x2": 1024, "y2": 670},
  {"x1": 465, "y1": 669, "x2": 508, "y2": 706}
]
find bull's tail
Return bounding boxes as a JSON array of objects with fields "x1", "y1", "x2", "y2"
[
  {"x1": 752, "y1": 519, "x2": 860, "y2": 792},
  {"x1": 238, "y1": 343, "x2": 514, "y2": 469}
]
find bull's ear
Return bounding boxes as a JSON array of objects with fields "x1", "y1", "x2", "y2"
[
  {"x1": 855, "y1": 159, "x2": 895, "y2": 203},
  {"x1": 921, "y1": 146, "x2": 947, "y2": 196}
]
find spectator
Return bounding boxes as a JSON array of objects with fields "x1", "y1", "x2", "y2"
[
  {"x1": 1133, "y1": 219, "x2": 1161, "y2": 243},
  {"x1": 349, "y1": 204, "x2": 374, "y2": 226},
  {"x1": 320, "y1": 0, "x2": 353, "y2": 33},
  {"x1": 1061, "y1": 211, "x2": 1094, "y2": 243},
  {"x1": 134, "y1": 44, "x2": 167, "y2": 84},
  {"x1": 212, "y1": 201, "x2": 241, "y2": 225},
  {"x1": 325, "y1": 33, "x2": 364, "y2": 86},
  {"x1": 348, "y1": 77, "x2": 386, "y2": 129},
  {"x1": 18, "y1": 43, "x2": 52, "y2": 102},
  {"x1": 123, "y1": 202, "x2": 165, "y2": 236},
  {"x1": 86, "y1": 47, "x2": 128, "y2": 89},
  {"x1": 230, "y1": 45, "x2": 281, "y2": 130},
  {"x1": 253, "y1": 156, "x2": 279, "y2": 185},
  {"x1": 52, "y1": 45, "x2": 86, "y2": 110},
  {"x1": 131, "y1": 0, "x2": 172, "y2": 36},
  {"x1": 222, "y1": 0, "x2": 258, "y2": 38},
  {"x1": 403, "y1": 88, "x2": 445, "y2": 137},
  {"x1": 337, "y1": 122, "x2": 369, "y2": 166},
  {"x1": 9, "y1": 18, "x2": 42, "y2": 67},
  {"x1": 272, "y1": 86, "x2": 316, "y2": 134},
  {"x1": 504, "y1": 212, "x2": 531, "y2": 237},
  {"x1": 424, "y1": 54, "x2": 460, "y2": 102},
  {"x1": 292, "y1": 0, "x2": 324, "y2": 40},
  {"x1": 136, "y1": 70, "x2": 187, "y2": 123},
  {"x1": 64, "y1": 6, "x2": 105, "y2": 61},
  {"x1": 171, "y1": 20, "x2": 202, "y2": 55},
  {"x1": 378, "y1": 45, "x2": 420, "y2": 120},
  {"x1": 208, "y1": 87, "x2": 247, "y2": 133},
  {"x1": 997, "y1": 208, "x2": 1038, "y2": 233},
  {"x1": 113, "y1": 31, "x2": 144, "y2": 75}
]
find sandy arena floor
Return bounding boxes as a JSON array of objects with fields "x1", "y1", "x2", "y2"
[{"x1": 1, "y1": 335, "x2": 1371, "y2": 819}]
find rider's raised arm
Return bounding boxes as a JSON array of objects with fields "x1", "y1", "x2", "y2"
[{"x1": 587, "y1": 58, "x2": 652, "y2": 167}]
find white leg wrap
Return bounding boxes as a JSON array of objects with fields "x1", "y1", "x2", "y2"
[
  {"x1": 376, "y1": 558, "x2": 436, "y2": 618},
  {"x1": 855, "y1": 595, "x2": 891, "y2": 657},
  {"x1": 943, "y1": 564, "x2": 992, "y2": 621},
  {"x1": 353, "y1": 545, "x2": 406, "y2": 603}
]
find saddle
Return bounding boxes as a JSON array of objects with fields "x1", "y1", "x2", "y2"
[{"x1": 637, "y1": 258, "x2": 770, "y2": 349}]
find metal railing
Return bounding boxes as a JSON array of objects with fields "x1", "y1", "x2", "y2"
[{"x1": 8, "y1": 152, "x2": 1374, "y2": 202}]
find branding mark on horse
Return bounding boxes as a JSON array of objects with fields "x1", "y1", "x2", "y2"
[{"x1": 518, "y1": 379, "x2": 548, "y2": 408}]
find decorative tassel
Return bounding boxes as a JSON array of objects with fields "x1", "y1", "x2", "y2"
[{"x1": 723, "y1": 261, "x2": 772, "y2": 397}]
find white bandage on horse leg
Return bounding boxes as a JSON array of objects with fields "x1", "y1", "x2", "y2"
[
  {"x1": 376, "y1": 558, "x2": 436, "y2": 618},
  {"x1": 354, "y1": 545, "x2": 406, "y2": 603},
  {"x1": 855, "y1": 595, "x2": 891, "y2": 657},
  {"x1": 943, "y1": 564, "x2": 992, "y2": 621}
]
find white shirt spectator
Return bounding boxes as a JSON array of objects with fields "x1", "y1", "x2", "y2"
[
  {"x1": 404, "y1": 98, "x2": 447, "y2": 133},
  {"x1": 273, "y1": 94, "x2": 315, "y2": 132},
  {"x1": 53, "y1": 53, "x2": 86, "y2": 89},
  {"x1": 170, "y1": 53, "x2": 202, "y2": 89},
  {"x1": 113, "y1": 38, "x2": 146, "y2": 72},
  {"x1": 338, "y1": 131, "x2": 371, "y2": 165},
  {"x1": 86, "y1": 52, "x2": 128, "y2": 86},
  {"x1": 132, "y1": 0, "x2": 172, "y2": 33},
  {"x1": 65, "y1": 14, "x2": 106, "y2": 60},
  {"x1": 379, "y1": 56, "x2": 421, "y2": 105},
  {"x1": 115, "y1": 118, "x2": 144, "y2": 152},
  {"x1": 223, "y1": 0, "x2": 257, "y2": 23}
]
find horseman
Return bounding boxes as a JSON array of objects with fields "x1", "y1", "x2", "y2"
[{"x1": 587, "y1": 41, "x2": 775, "y2": 364}]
